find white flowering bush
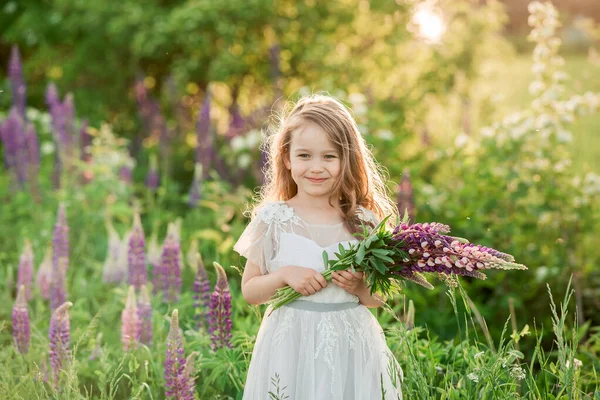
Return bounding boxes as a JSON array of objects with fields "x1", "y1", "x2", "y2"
[{"x1": 413, "y1": 1, "x2": 600, "y2": 338}]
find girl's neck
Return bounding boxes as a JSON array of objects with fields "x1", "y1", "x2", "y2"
[{"x1": 288, "y1": 193, "x2": 340, "y2": 211}]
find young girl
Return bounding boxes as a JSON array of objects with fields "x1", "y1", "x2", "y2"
[{"x1": 233, "y1": 94, "x2": 403, "y2": 399}]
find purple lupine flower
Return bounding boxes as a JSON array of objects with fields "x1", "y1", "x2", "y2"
[
  {"x1": 80, "y1": 119, "x2": 93, "y2": 184},
  {"x1": 145, "y1": 154, "x2": 159, "y2": 191},
  {"x1": 36, "y1": 245, "x2": 53, "y2": 299},
  {"x1": 17, "y1": 238, "x2": 34, "y2": 301},
  {"x1": 121, "y1": 285, "x2": 140, "y2": 351},
  {"x1": 0, "y1": 108, "x2": 28, "y2": 187},
  {"x1": 396, "y1": 169, "x2": 415, "y2": 224},
  {"x1": 12, "y1": 285, "x2": 30, "y2": 354},
  {"x1": 188, "y1": 163, "x2": 203, "y2": 207},
  {"x1": 51, "y1": 203, "x2": 69, "y2": 310},
  {"x1": 119, "y1": 164, "x2": 133, "y2": 184},
  {"x1": 9, "y1": 45, "x2": 27, "y2": 119},
  {"x1": 128, "y1": 213, "x2": 148, "y2": 289},
  {"x1": 225, "y1": 99, "x2": 245, "y2": 140},
  {"x1": 207, "y1": 262, "x2": 233, "y2": 351},
  {"x1": 51, "y1": 257, "x2": 68, "y2": 311},
  {"x1": 137, "y1": 285, "x2": 152, "y2": 346},
  {"x1": 192, "y1": 253, "x2": 211, "y2": 331},
  {"x1": 45, "y1": 83, "x2": 60, "y2": 111},
  {"x1": 49, "y1": 301, "x2": 73, "y2": 388},
  {"x1": 25, "y1": 122, "x2": 40, "y2": 187},
  {"x1": 164, "y1": 309, "x2": 193, "y2": 400},
  {"x1": 195, "y1": 89, "x2": 212, "y2": 180},
  {"x1": 158, "y1": 227, "x2": 181, "y2": 303},
  {"x1": 102, "y1": 223, "x2": 125, "y2": 284},
  {"x1": 391, "y1": 222, "x2": 523, "y2": 281}
]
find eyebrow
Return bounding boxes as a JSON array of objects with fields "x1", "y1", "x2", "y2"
[{"x1": 294, "y1": 148, "x2": 338, "y2": 153}]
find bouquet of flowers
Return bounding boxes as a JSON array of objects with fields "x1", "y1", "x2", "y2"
[{"x1": 267, "y1": 214, "x2": 527, "y2": 315}]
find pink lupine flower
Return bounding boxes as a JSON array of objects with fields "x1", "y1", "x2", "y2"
[
  {"x1": 121, "y1": 285, "x2": 140, "y2": 351},
  {"x1": 49, "y1": 301, "x2": 73, "y2": 388},
  {"x1": 183, "y1": 351, "x2": 199, "y2": 396},
  {"x1": 17, "y1": 238, "x2": 34, "y2": 301},
  {"x1": 12, "y1": 285, "x2": 30, "y2": 354},
  {"x1": 36, "y1": 245, "x2": 53, "y2": 299},
  {"x1": 207, "y1": 262, "x2": 233, "y2": 351},
  {"x1": 164, "y1": 309, "x2": 193, "y2": 400},
  {"x1": 137, "y1": 285, "x2": 153, "y2": 346},
  {"x1": 51, "y1": 203, "x2": 69, "y2": 310},
  {"x1": 128, "y1": 213, "x2": 148, "y2": 289},
  {"x1": 193, "y1": 253, "x2": 211, "y2": 331}
]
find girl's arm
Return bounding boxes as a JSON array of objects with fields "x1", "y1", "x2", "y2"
[
  {"x1": 241, "y1": 260, "x2": 288, "y2": 305},
  {"x1": 356, "y1": 284, "x2": 386, "y2": 308}
]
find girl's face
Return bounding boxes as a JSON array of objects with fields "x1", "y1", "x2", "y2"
[{"x1": 284, "y1": 121, "x2": 341, "y2": 200}]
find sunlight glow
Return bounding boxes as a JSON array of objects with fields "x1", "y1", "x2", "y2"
[{"x1": 410, "y1": 4, "x2": 446, "y2": 44}]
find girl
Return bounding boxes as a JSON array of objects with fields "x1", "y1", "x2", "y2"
[{"x1": 233, "y1": 94, "x2": 403, "y2": 399}]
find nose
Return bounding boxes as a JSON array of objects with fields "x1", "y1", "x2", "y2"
[{"x1": 309, "y1": 160, "x2": 325, "y2": 173}]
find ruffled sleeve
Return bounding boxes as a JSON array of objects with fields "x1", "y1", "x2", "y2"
[
  {"x1": 233, "y1": 201, "x2": 298, "y2": 275},
  {"x1": 233, "y1": 212, "x2": 271, "y2": 275}
]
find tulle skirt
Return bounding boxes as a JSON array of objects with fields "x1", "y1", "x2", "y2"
[{"x1": 242, "y1": 301, "x2": 403, "y2": 400}]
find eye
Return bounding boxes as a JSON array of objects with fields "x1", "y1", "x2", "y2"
[
  {"x1": 298, "y1": 154, "x2": 310, "y2": 158},
  {"x1": 325, "y1": 155, "x2": 337, "y2": 159}
]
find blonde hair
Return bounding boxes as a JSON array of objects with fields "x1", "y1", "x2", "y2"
[{"x1": 249, "y1": 93, "x2": 398, "y2": 233}]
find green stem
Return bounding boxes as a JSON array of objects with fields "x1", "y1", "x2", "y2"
[{"x1": 267, "y1": 270, "x2": 335, "y2": 315}]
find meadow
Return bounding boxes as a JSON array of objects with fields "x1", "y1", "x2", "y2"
[{"x1": 1, "y1": 1, "x2": 600, "y2": 399}]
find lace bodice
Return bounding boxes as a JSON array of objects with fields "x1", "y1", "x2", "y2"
[{"x1": 233, "y1": 201, "x2": 379, "y2": 303}]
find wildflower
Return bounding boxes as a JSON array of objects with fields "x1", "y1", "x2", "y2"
[
  {"x1": 164, "y1": 309, "x2": 194, "y2": 400},
  {"x1": 467, "y1": 372, "x2": 479, "y2": 382},
  {"x1": 51, "y1": 203, "x2": 69, "y2": 310},
  {"x1": 137, "y1": 285, "x2": 153, "y2": 346},
  {"x1": 102, "y1": 221, "x2": 125, "y2": 284},
  {"x1": 9, "y1": 45, "x2": 27, "y2": 119},
  {"x1": 145, "y1": 154, "x2": 159, "y2": 191},
  {"x1": 12, "y1": 285, "x2": 30, "y2": 354},
  {"x1": 17, "y1": 238, "x2": 34, "y2": 301},
  {"x1": 49, "y1": 301, "x2": 73, "y2": 388},
  {"x1": 121, "y1": 285, "x2": 140, "y2": 351},
  {"x1": 35, "y1": 246, "x2": 52, "y2": 300},
  {"x1": 208, "y1": 262, "x2": 233, "y2": 350},
  {"x1": 474, "y1": 351, "x2": 485, "y2": 359},
  {"x1": 128, "y1": 212, "x2": 148, "y2": 289},
  {"x1": 510, "y1": 365, "x2": 526, "y2": 380},
  {"x1": 51, "y1": 258, "x2": 68, "y2": 312},
  {"x1": 193, "y1": 253, "x2": 211, "y2": 330},
  {"x1": 158, "y1": 225, "x2": 182, "y2": 303}
]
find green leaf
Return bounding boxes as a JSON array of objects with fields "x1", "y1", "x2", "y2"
[
  {"x1": 355, "y1": 243, "x2": 366, "y2": 264},
  {"x1": 322, "y1": 250, "x2": 329, "y2": 269}
]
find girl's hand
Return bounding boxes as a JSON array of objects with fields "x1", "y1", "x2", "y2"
[
  {"x1": 331, "y1": 269, "x2": 365, "y2": 296},
  {"x1": 278, "y1": 265, "x2": 328, "y2": 296}
]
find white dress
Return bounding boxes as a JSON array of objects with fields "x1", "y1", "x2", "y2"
[{"x1": 233, "y1": 201, "x2": 403, "y2": 400}]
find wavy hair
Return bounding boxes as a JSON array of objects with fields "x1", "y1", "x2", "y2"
[{"x1": 249, "y1": 93, "x2": 398, "y2": 233}]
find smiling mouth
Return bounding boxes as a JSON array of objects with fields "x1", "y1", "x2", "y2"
[{"x1": 307, "y1": 177, "x2": 327, "y2": 183}]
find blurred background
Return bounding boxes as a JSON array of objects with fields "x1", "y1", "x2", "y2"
[{"x1": 1, "y1": 0, "x2": 599, "y2": 398}]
